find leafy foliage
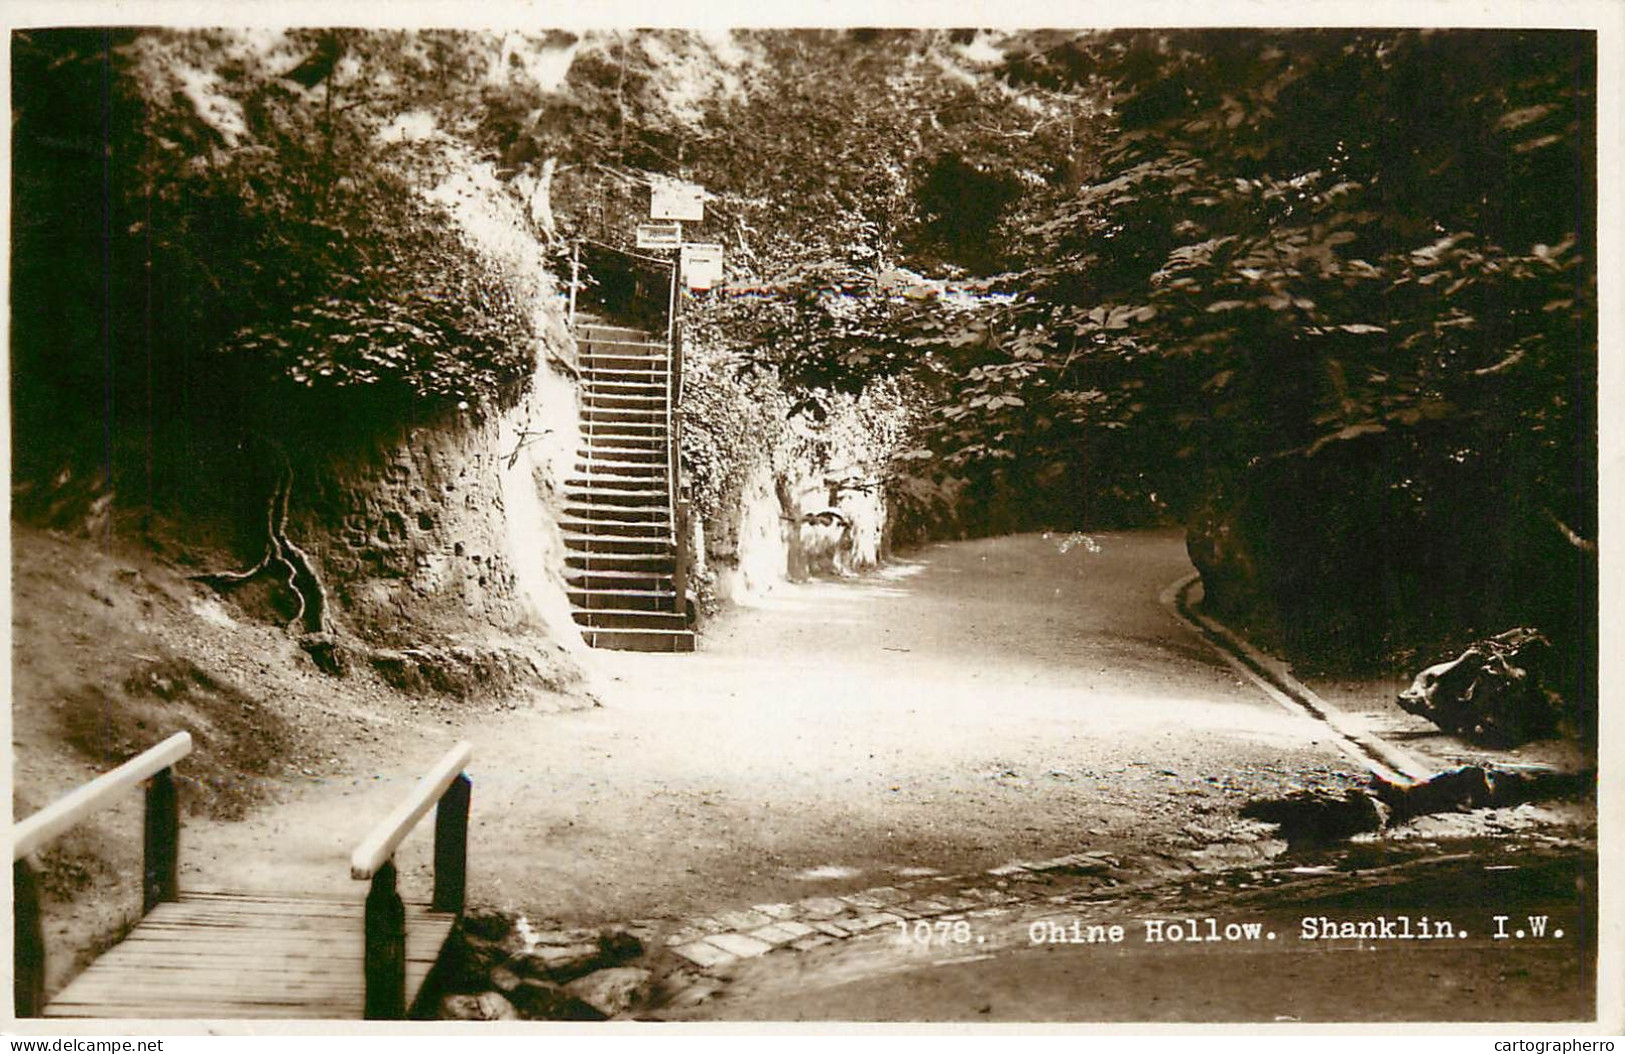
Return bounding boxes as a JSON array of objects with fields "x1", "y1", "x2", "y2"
[
  {"x1": 958, "y1": 28, "x2": 1596, "y2": 668},
  {"x1": 680, "y1": 337, "x2": 926, "y2": 535},
  {"x1": 679, "y1": 343, "x2": 794, "y2": 532},
  {"x1": 882, "y1": 30, "x2": 1594, "y2": 544},
  {"x1": 12, "y1": 28, "x2": 545, "y2": 433},
  {"x1": 14, "y1": 26, "x2": 1592, "y2": 677}
]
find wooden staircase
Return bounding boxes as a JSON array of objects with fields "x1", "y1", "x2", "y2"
[{"x1": 565, "y1": 322, "x2": 695, "y2": 653}]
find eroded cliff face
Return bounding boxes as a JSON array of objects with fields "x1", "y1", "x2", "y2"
[
  {"x1": 12, "y1": 138, "x2": 595, "y2": 709},
  {"x1": 704, "y1": 461, "x2": 789, "y2": 604},
  {"x1": 287, "y1": 334, "x2": 590, "y2": 704},
  {"x1": 702, "y1": 461, "x2": 895, "y2": 607}
]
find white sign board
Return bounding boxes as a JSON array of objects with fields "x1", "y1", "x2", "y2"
[
  {"x1": 635, "y1": 221, "x2": 683, "y2": 249},
  {"x1": 681, "y1": 243, "x2": 725, "y2": 291},
  {"x1": 651, "y1": 178, "x2": 705, "y2": 223}
]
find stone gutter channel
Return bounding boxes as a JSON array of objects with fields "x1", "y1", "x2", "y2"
[
  {"x1": 1160, "y1": 572, "x2": 1438, "y2": 786},
  {"x1": 1161, "y1": 572, "x2": 1592, "y2": 818},
  {"x1": 420, "y1": 571, "x2": 1594, "y2": 1022}
]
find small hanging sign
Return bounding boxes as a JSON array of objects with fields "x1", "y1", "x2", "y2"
[
  {"x1": 681, "y1": 243, "x2": 725, "y2": 291},
  {"x1": 635, "y1": 221, "x2": 683, "y2": 249},
  {"x1": 650, "y1": 178, "x2": 705, "y2": 222}
]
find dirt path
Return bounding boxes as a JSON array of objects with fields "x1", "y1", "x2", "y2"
[{"x1": 181, "y1": 529, "x2": 1358, "y2": 925}]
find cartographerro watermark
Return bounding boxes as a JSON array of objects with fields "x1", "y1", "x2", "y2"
[{"x1": 892, "y1": 914, "x2": 1569, "y2": 947}]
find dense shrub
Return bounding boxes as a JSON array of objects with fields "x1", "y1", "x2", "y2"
[{"x1": 11, "y1": 28, "x2": 544, "y2": 484}]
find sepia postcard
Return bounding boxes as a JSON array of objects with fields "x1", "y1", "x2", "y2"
[{"x1": 4, "y1": 0, "x2": 1619, "y2": 1041}]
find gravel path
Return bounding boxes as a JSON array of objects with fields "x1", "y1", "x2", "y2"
[{"x1": 186, "y1": 529, "x2": 1357, "y2": 925}]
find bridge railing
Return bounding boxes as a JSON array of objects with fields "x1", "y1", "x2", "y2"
[
  {"x1": 11, "y1": 731, "x2": 194, "y2": 1017},
  {"x1": 349, "y1": 740, "x2": 473, "y2": 1020}
]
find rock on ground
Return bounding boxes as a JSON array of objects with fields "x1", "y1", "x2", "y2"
[{"x1": 564, "y1": 967, "x2": 653, "y2": 1018}]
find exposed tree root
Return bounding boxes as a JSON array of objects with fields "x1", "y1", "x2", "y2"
[{"x1": 191, "y1": 434, "x2": 330, "y2": 636}]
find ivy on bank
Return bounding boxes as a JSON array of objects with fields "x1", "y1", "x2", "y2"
[{"x1": 13, "y1": 29, "x2": 544, "y2": 422}]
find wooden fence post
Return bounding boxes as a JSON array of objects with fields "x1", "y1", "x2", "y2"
[
  {"x1": 432, "y1": 774, "x2": 471, "y2": 914},
  {"x1": 143, "y1": 767, "x2": 179, "y2": 914},
  {"x1": 14, "y1": 859, "x2": 44, "y2": 1018},
  {"x1": 364, "y1": 860, "x2": 406, "y2": 1020}
]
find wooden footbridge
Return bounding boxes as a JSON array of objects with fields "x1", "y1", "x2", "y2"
[{"x1": 12, "y1": 734, "x2": 473, "y2": 1019}]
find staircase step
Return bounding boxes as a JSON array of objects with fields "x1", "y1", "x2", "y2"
[
  {"x1": 578, "y1": 337, "x2": 666, "y2": 349},
  {"x1": 580, "y1": 350, "x2": 669, "y2": 361},
  {"x1": 560, "y1": 518, "x2": 670, "y2": 537},
  {"x1": 579, "y1": 341, "x2": 668, "y2": 355},
  {"x1": 567, "y1": 588, "x2": 678, "y2": 611},
  {"x1": 583, "y1": 369, "x2": 670, "y2": 384},
  {"x1": 580, "y1": 355, "x2": 671, "y2": 372},
  {"x1": 563, "y1": 487, "x2": 666, "y2": 505},
  {"x1": 570, "y1": 469, "x2": 669, "y2": 485},
  {"x1": 581, "y1": 410, "x2": 666, "y2": 424},
  {"x1": 582, "y1": 401, "x2": 665, "y2": 411},
  {"x1": 575, "y1": 454, "x2": 668, "y2": 469},
  {"x1": 572, "y1": 609, "x2": 689, "y2": 631},
  {"x1": 584, "y1": 398, "x2": 666, "y2": 411},
  {"x1": 582, "y1": 448, "x2": 666, "y2": 460},
  {"x1": 580, "y1": 627, "x2": 696, "y2": 653},
  {"x1": 564, "y1": 542, "x2": 673, "y2": 557},
  {"x1": 582, "y1": 420, "x2": 668, "y2": 431},
  {"x1": 584, "y1": 385, "x2": 665, "y2": 396},
  {"x1": 565, "y1": 570, "x2": 672, "y2": 591},
  {"x1": 584, "y1": 425, "x2": 667, "y2": 435},
  {"x1": 586, "y1": 375, "x2": 665, "y2": 385},
  {"x1": 583, "y1": 394, "x2": 668, "y2": 410},
  {"x1": 575, "y1": 461, "x2": 669, "y2": 477},
  {"x1": 577, "y1": 333, "x2": 666, "y2": 348},
  {"x1": 583, "y1": 383, "x2": 666, "y2": 396},
  {"x1": 583, "y1": 438, "x2": 667, "y2": 450},
  {"x1": 562, "y1": 533, "x2": 673, "y2": 554},
  {"x1": 581, "y1": 438, "x2": 670, "y2": 451},
  {"x1": 562, "y1": 503, "x2": 671, "y2": 522},
  {"x1": 565, "y1": 480, "x2": 666, "y2": 496},
  {"x1": 566, "y1": 552, "x2": 676, "y2": 571}
]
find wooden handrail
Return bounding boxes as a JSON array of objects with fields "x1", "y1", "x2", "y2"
[
  {"x1": 354, "y1": 741, "x2": 473, "y2": 1019},
  {"x1": 349, "y1": 741, "x2": 472, "y2": 880},
  {"x1": 12, "y1": 732, "x2": 193, "y2": 860},
  {"x1": 13, "y1": 731, "x2": 191, "y2": 1017}
]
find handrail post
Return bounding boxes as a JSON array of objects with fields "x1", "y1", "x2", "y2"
[
  {"x1": 568, "y1": 238, "x2": 581, "y2": 330},
  {"x1": 363, "y1": 860, "x2": 406, "y2": 1020},
  {"x1": 431, "y1": 774, "x2": 471, "y2": 914},
  {"x1": 14, "y1": 859, "x2": 44, "y2": 1018},
  {"x1": 668, "y1": 320, "x2": 685, "y2": 614},
  {"x1": 665, "y1": 272, "x2": 680, "y2": 552},
  {"x1": 142, "y1": 767, "x2": 180, "y2": 914},
  {"x1": 673, "y1": 496, "x2": 691, "y2": 617}
]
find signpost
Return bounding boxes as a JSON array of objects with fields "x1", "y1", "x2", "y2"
[
  {"x1": 635, "y1": 221, "x2": 684, "y2": 250},
  {"x1": 680, "y1": 243, "x2": 725, "y2": 291},
  {"x1": 650, "y1": 178, "x2": 705, "y2": 223}
]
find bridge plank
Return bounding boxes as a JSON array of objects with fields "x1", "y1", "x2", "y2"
[{"x1": 42, "y1": 890, "x2": 454, "y2": 1019}]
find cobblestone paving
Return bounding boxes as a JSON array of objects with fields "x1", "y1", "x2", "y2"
[{"x1": 648, "y1": 833, "x2": 1279, "y2": 978}]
